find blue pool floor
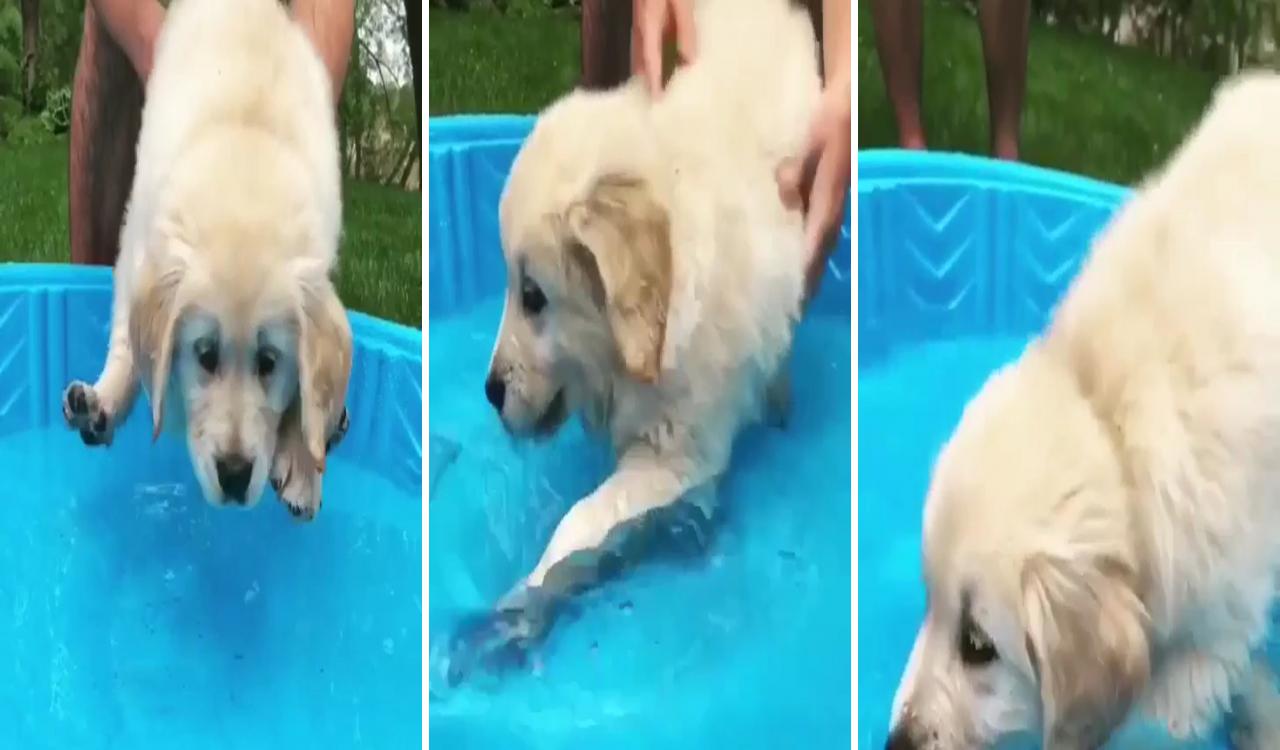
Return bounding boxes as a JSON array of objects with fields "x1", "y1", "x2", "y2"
[
  {"x1": 0, "y1": 423, "x2": 422, "y2": 749},
  {"x1": 428, "y1": 297, "x2": 852, "y2": 749},
  {"x1": 858, "y1": 336, "x2": 1264, "y2": 750}
]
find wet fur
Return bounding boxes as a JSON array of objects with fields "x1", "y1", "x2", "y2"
[
  {"x1": 487, "y1": 0, "x2": 820, "y2": 601},
  {"x1": 889, "y1": 71, "x2": 1280, "y2": 749},
  {"x1": 61, "y1": 0, "x2": 351, "y2": 519}
]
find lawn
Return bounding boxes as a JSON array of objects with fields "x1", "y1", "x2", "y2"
[
  {"x1": 857, "y1": 0, "x2": 1219, "y2": 185},
  {"x1": 0, "y1": 139, "x2": 421, "y2": 327},
  {"x1": 428, "y1": 8, "x2": 580, "y2": 115}
]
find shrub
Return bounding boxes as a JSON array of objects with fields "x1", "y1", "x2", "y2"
[
  {"x1": 40, "y1": 85, "x2": 70, "y2": 134},
  {"x1": 7, "y1": 114, "x2": 53, "y2": 146},
  {"x1": 0, "y1": 93, "x2": 20, "y2": 138}
]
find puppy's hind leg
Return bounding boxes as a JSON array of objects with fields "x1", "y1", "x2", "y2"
[{"x1": 63, "y1": 280, "x2": 139, "y2": 446}]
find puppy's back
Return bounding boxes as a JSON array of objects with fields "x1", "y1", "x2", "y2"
[
  {"x1": 126, "y1": 0, "x2": 340, "y2": 254},
  {"x1": 655, "y1": 0, "x2": 822, "y2": 171}
]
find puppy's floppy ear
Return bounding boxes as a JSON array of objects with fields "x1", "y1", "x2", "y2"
[
  {"x1": 1021, "y1": 553, "x2": 1150, "y2": 749},
  {"x1": 565, "y1": 173, "x2": 673, "y2": 384},
  {"x1": 293, "y1": 269, "x2": 352, "y2": 472},
  {"x1": 129, "y1": 250, "x2": 189, "y2": 440}
]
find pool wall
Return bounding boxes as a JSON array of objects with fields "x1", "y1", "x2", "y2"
[
  {"x1": 428, "y1": 115, "x2": 853, "y2": 318},
  {"x1": 0, "y1": 264, "x2": 422, "y2": 495},
  {"x1": 858, "y1": 149, "x2": 1131, "y2": 363}
]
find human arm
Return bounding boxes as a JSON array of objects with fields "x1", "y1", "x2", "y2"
[
  {"x1": 780, "y1": 0, "x2": 852, "y2": 298},
  {"x1": 89, "y1": 0, "x2": 165, "y2": 82},
  {"x1": 89, "y1": 0, "x2": 354, "y2": 98},
  {"x1": 630, "y1": 0, "x2": 696, "y2": 96}
]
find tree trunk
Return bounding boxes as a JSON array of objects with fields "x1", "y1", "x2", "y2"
[
  {"x1": 395, "y1": 138, "x2": 418, "y2": 189},
  {"x1": 20, "y1": 0, "x2": 39, "y2": 108},
  {"x1": 404, "y1": 0, "x2": 421, "y2": 140}
]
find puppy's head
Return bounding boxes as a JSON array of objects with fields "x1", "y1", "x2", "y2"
[
  {"x1": 486, "y1": 87, "x2": 672, "y2": 437},
  {"x1": 131, "y1": 131, "x2": 351, "y2": 507},
  {"x1": 888, "y1": 348, "x2": 1148, "y2": 749}
]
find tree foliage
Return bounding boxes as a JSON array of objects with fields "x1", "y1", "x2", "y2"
[
  {"x1": 955, "y1": 0, "x2": 1280, "y2": 76},
  {"x1": 0, "y1": 0, "x2": 420, "y2": 194}
]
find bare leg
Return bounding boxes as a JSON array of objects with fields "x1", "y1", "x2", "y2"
[
  {"x1": 977, "y1": 0, "x2": 1030, "y2": 160},
  {"x1": 580, "y1": 0, "x2": 632, "y2": 91},
  {"x1": 68, "y1": 2, "x2": 143, "y2": 267},
  {"x1": 870, "y1": 0, "x2": 926, "y2": 150}
]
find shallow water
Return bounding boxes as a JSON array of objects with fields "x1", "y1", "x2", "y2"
[
  {"x1": 428, "y1": 296, "x2": 852, "y2": 749},
  {"x1": 0, "y1": 423, "x2": 422, "y2": 749},
  {"x1": 858, "y1": 337, "x2": 1237, "y2": 750}
]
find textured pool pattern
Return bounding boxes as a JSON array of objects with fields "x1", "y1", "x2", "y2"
[
  {"x1": 857, "y1": 150, "x2": 1249, "y2": 749},
  {"x1": 427, "y1": 115, "x2": 853, "y2": 748},
  {"x1": 0, "y1": 266, "x2": 422, "y2": 748}
]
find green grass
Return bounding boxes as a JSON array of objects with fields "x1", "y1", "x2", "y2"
[
  {"x1": 857, "y1": 0, "x2": 1220, "y2": 185},
  {"x1": 0, "y1": 139, "x2": 421, "y2": 327},
  {"x1": 428, "y1": 8, "x2": 579, "y2": 115}
]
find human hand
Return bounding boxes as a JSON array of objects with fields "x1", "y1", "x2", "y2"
[
  {"x1": 630, "y1": 0, "x2": 697, "y2": 96},
  {"x1": 777, "y1": 75, "x2": 852, "y2": 299},
  {"x1": 292, "y1": 0, "x2": 356, "y2": 101}
]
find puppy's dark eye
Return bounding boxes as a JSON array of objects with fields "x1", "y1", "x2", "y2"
[
  {"x1": 959, "y1": 617, "x2": 998, "y2": 666},
  {"x1": 520, "y1": 276, "x2": 547, "y2": 315},
  {"x1": 256, "y1": 349, "x2": 277, "y2": 378},
  {"x1": 194, "y1": 339, "x2": 218, "y2": 374}
]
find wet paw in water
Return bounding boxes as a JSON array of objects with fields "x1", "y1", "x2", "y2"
[
  {"x1": 444, "y1": 610, "x2": 530, "y2": 687},
  {"x1": 444, "y1": 593, "x2": 559, "y2": 687}
]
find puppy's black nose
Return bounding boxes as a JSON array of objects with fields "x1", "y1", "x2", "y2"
[
  {"x1": 885, "y1": 726, "x2": 916, "y2": 750},
  {"x1": 484, "y1": 376, "x2": 506, "y2": 412},
  {"x1": 216, "y1": 455, "x2": 254, "y2": 503}
]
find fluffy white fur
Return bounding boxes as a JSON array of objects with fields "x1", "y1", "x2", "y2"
[
  {"x1": 486, "y1": 0, "x2": 819, "y2": 601},
  {"x1": 888, "y1": 71, "x2": 1280, "y2": 749},
  {"x1": 61, "y1": 0, "x2": 352, "y2": 519}
]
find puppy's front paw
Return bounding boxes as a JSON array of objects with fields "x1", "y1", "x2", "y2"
[
  {"x1": 1227, "y1": 663, "x2": 1280, "y2": 750},
  {"x1": 1144, "y1": 648, "x2": 1237, "y2": 740},
  {"x1": 445, "y1": 588, "x2": 559, "y2": 687},
  {"x1": 62, "y1": 381, "x2": 113, "y2": 446},
  {"x1": 270, "y1": 445, "x2": 321, "y2": 521}
]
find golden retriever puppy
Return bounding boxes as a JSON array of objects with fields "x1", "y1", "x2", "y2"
[
  {"x1": 887, "y1": 70, "x2": 1280, "y2": 749},
  {"x1": 61, "y1": 0, "x2": 351, "y2": 520},
  {"x1": 485, "y1": 0, "x2": 819, "y2": 609}
]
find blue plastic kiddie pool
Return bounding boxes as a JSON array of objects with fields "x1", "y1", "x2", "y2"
[
  {"x1": 857, "y1": 149, "x2": 1253, "y2": 749},
  {"x1": 427, "y1": 114, "x2": 853, "y2": 749},
  {"x1": 0, "y1": 265, "x2": 422, "y2": 748}
]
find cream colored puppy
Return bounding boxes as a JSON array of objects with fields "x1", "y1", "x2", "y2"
[
  {"x1": 61, "y1": 0, "x2": 351, "y2": 520},
  {"x1": 888, "y1": 71, "x2": 1280, "y2": 749},
  {"x1": 485, "y1": 0, "x2": 819, "y2": 606}
]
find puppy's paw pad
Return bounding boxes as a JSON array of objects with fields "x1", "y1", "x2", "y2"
[{"x1": 62, "y1": 381, "x2": 112, "y2": 446}]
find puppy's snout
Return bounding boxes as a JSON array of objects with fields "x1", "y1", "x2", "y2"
[
  {"x1": 885, "y1": 725, "x2": 917, "y2": 750},
  {"x1": 215, "y1": 454, "x2": 254, "y2": 503},
  {"x1": 484, "y1": 374, "x2": 506, "y2": 413}
]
